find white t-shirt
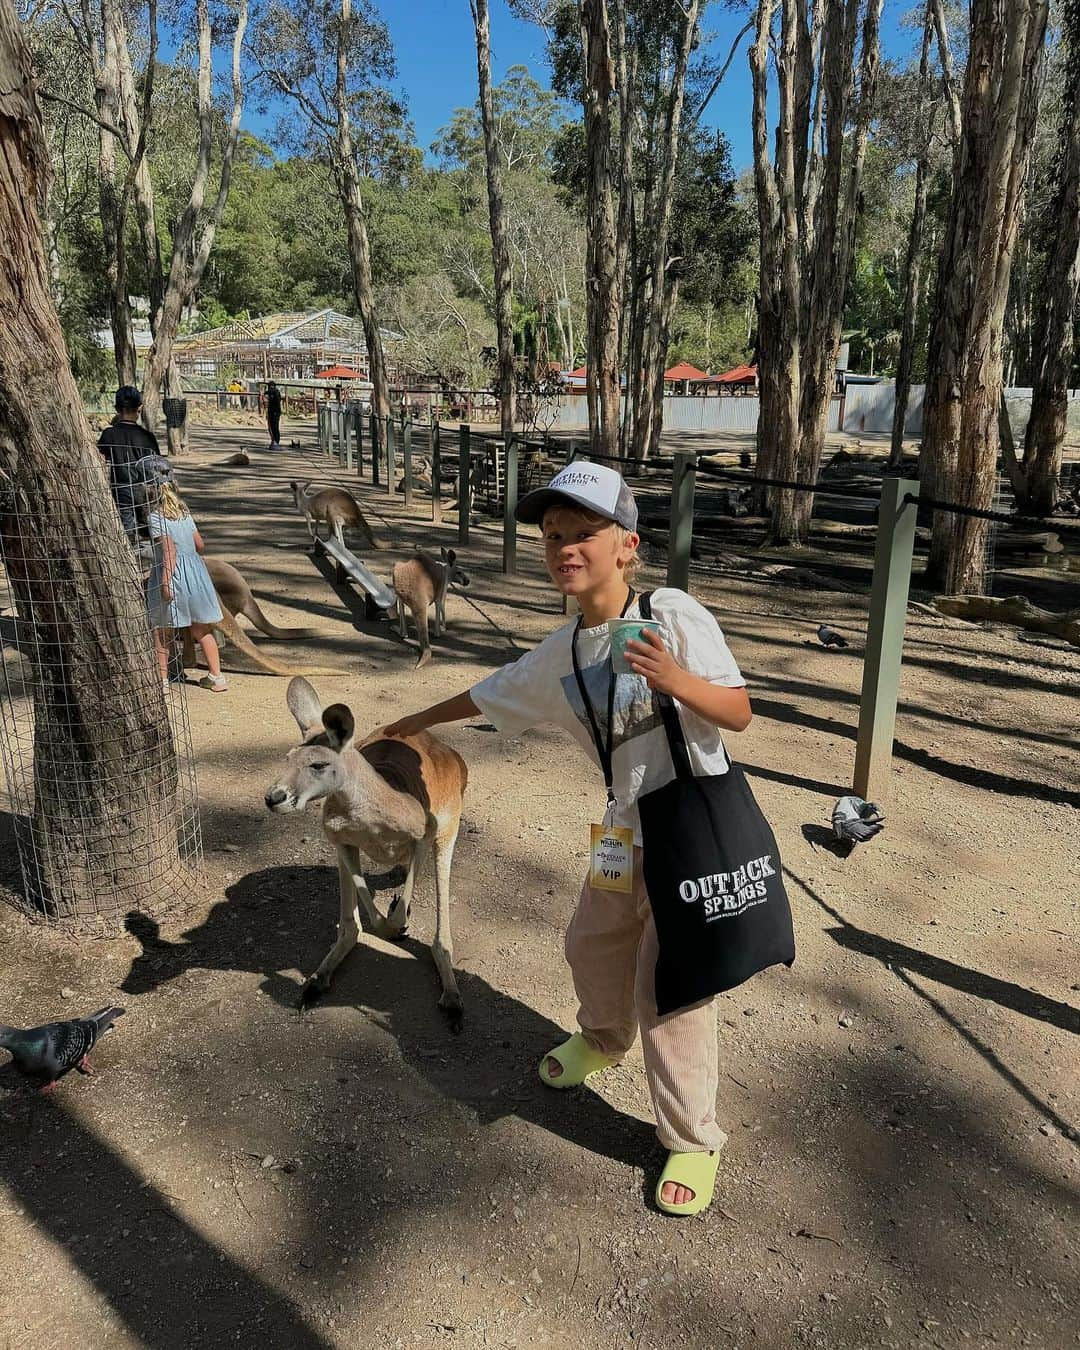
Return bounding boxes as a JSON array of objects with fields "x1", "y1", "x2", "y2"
[{"x1": 470, "y1": 588, "x2": 745, "y2": 843}]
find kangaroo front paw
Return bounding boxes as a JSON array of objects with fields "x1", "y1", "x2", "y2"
[
  {"x1": 384, "y1": 896, "x2": 410, "y2": 939},
  {"x1": 298, "y1": 974, "x2": 329, "y2": 1008},
  {"x1": 438, "y1": 991, "x2": 464, "y2": 1032}
]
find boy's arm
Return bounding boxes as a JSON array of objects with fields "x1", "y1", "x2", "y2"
[
  {"x1": 626, "y1": 631, "x2": 751, "y2": 732},
  {"x1": 383, "y1": 688, "x2": 480, "y2": 739}
]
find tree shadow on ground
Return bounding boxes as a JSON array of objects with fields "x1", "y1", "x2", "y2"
[
  {"x1": 121, "y1": 865, "x2": 658, "y2": 1176},
  {"x1": 752, "y1": 696, "x2": 1080, "y2": 808},
  {"x1": 785, "y1": 863, "x2": 1080, "y2": 1142},
  {"x1": 0, "y1": 1099, "x2": 332, "y2": 1348}
]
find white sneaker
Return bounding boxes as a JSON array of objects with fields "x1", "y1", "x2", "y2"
[{"x1": 199, "y1": 674, "x2": 228, "y2": 693}]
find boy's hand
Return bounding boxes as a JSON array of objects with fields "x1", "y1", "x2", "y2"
[
  {"x1": 383, "y1": 712, "x2": 431, "y2": 739},
  {"x1": 160, "y1": 584, "x2": 173, "y2": 603},
  {"x1": 625, "y1": 629, "x2": 688, "y2": 697}
]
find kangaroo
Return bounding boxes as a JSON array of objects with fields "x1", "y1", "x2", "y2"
[
  {"x1": 264, "y1": 678, "x2": 468, "y2": 1026},
  {"x1": 177, "y1": 557, "x2": 339, "y2": 678},
  {"x1": 392, "y1": 548, "x2": 470, "y2": 668},
  {"x1": 291, "y1": 481, "x2": 381, "y2": 550},
  {"x1": 204, "y1": 557, "x2": 320, "y2": 640}
]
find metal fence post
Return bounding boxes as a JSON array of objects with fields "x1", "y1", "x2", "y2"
[
  {"x1": 402, "y1": 418, "x2": 413, "y2": 509},
  {"x1": 502, "y1": 433, "x2": 519, "y2": 574},
  {"x1": 355, "y1": 405, "x2": 364, "y2": 477},
  {"x1": 385, "y1": 416, "x2": 396, "y2": 497},
  {"x1": 458, "y1": 424, "x2": 471, "y2": 546},
  {"x1": 343, "y1": 405, "x2": 354, "y2": 471},
  {"x1": 667, "y1": 451, "x2": 697, "y2": 591},
  {"x1": 370, "y1": 413, "x2": 381, "y2": 488},
  {"x1": 431, "y1": 415, "x2": 442, "y2": 524},
  {"x1": 853, "y1": 477, "x2": 919, "y2": 800}
]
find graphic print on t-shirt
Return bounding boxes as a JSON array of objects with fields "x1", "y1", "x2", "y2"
[{"x1": 561, "y1": 658, "x2": 663, "y2": 755}]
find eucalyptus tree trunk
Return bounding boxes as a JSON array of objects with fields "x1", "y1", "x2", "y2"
[
  {"x1": 921, "y1": 0, "x2": 1048, "y2": 593},
  {"x1": 750, "y1": 0, "x2": 881, "y2": 544},
  {"x1": 889, "y1": 1, "x2": 935, "y2": 468},
  {"x1": 470, "y1": 0, "x2": 516, "y2": 454},
  {"x1": 141, "y1": 0, "x2": 248, "y2": 431},
  {"x1": 750, "y1": 0, "x2": 802, "y2": 524},
  {"x1": 790, "y1": 0, "x2": 882, "y2": 539},
  {"x1": 629, "y1": 0, "x2": 700, "y2": 460},
  {"x1": 1007, "y1": 0, "x2": 1080, "y2": 516},
  {"x1": 581, "y1": 0, "x2": 621, "y2": 457},
  {"x1": 0, "y1": 4, "x2": 181, "y2": 919}
]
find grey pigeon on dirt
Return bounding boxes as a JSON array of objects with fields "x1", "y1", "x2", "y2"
[
  {"x1": 832, "y1": 796, "x2": 885, "y2": 845},
  {"x1": 817, "y1": 624, "x2": 850, "y2": 649},
  {"x1": 0, "y1": 1006, "x2": 124, "y2": 1091}
]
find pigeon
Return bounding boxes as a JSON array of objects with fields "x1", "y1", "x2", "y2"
[
  {"x1": 0, "y1": 1006, "x2": 124, "y2": 1092},
  {"x1": 817, "y1": 624, "x2": 850, "y2": 649},
  {"x1": 832, "y1": 796, "x2": 885, "y2": 845}
]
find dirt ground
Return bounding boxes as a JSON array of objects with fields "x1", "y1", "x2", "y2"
[{"x1": 0, "y1": 421, "x2": 1077, "y2": 1350}]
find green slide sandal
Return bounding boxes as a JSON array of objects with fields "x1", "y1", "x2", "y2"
[
  {"x1": 538, "y1": 1032, "x2": 619, "y2": 1089},
  {"x1": 655, "y1": 1150, "x2": 722, "y2": 1217}
]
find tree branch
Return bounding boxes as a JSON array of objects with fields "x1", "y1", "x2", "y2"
[
  {"x1": 39, "y1": 89, "x2": 129, "y2": 149},
  {"x1": 693, "y1": 16, "x2": 754, "y2": 123}
]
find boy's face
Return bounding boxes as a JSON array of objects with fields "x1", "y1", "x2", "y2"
[{"x1": 541, "y1": 505, "x2": 638, "y2": 597}]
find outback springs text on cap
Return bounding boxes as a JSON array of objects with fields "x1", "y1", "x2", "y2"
[{"x1": 514, "y1": 461, "x2": 638, "y2": 532}]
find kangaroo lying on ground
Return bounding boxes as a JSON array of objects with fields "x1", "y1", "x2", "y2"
[
  {"x1": 204, "y1": 557, "x2": 320, "y2": 640},
  {"x1": 264, "y1": 677, "x2": 468, "y2": 1027},
  {"x1": 392, "y1": 548, "x2": 470, "y2": 668},
  {"x1": 291, "y1": 481, "x2": 381, "y2": 550},
  {"x1": 178, "y1": 557, "x2": 339, "y2": 678}
]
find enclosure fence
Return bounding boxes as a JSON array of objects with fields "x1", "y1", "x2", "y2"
[{"x1": 0, "y1": 456, "x2": 202, "y2": 935}]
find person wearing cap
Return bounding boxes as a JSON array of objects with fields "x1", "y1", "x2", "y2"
[
  {"x1": 98, "y1": 385, "x2": 164, "y2": 544},
  {"x1": 385, "y1": 460, "x2": 752, "y2": 1218},
  {"x1": 265, "y1": 380, "x2": 282, "y2": 448}
]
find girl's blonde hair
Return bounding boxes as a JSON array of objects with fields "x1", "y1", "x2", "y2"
[
  {"x1": 541, "y1": 502, "x2": 641, "y2": 581},
  {"x1": 156, "y1": 481, "x2": 189, "y2": 521}
]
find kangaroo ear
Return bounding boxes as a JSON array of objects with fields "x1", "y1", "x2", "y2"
[
  {"x1": 445, "y1": 548, "x2": 456, "y2": 565},
  {"x1": 287, "y1": 677, "x2": 323, "y2": 738},
  {"x1": 322, "y1": 703, "x2": 355, "y2": 750}
]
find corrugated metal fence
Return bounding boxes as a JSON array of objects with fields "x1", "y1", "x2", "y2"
[{"x1": 543, "y1": 383, "x2": 1068, "y2": 438}]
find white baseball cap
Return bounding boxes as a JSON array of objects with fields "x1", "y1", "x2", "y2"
[{"x1": 515, "y1": 461, "x2": 638, "y2": 531}]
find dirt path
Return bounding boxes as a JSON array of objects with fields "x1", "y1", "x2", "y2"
[{"x1": 0, "y1": 421, "x2": 1077, "y2": 1350}]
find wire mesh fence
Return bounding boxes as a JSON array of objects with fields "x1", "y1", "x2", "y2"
[{"x1": 0, "y1": 453, "x2": 202, "y2": 935}]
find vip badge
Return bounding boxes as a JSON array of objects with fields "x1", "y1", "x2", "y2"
[{"x1": 589, "y1": 824, "x2": 634, "y2": 893}]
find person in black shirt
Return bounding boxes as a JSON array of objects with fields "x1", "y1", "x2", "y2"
[
  {"x1": 266, "y1": 380, "x2": 282, "y2": 448},
  {"x1": 97, "y1": 385, "x2": 164, "y2": 546}
]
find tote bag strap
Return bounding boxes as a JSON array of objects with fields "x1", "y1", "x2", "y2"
[{"x1": 639, "y1": 591, "x2": 732, "y2": 778}]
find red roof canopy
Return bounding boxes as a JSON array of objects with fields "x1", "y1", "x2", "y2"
[
  {"x1": 565, "y1": 365, "x2": 588, "y2": 379},
  {"x1": 663, "y1": 361, "x2": 709, "y2": 381},
  {"x1": 711, "y1": 363, "x2": 757, "y2": 383},
  {"x1": 317, "y1": 364, "x2": 362, "y2": 380}
]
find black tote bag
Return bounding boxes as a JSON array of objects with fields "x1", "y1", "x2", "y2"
[{"x1": 636, "y1": 593, "x2": 795, "y2": 1016}]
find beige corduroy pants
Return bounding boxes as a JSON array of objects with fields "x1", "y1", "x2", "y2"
[{"x1": 563, "y1": 848, "x2": 728, "y2": 1153}]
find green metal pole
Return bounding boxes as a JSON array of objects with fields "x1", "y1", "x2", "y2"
[
  {"x1": 402, "y1": 418, "x2": 413, "y2": 509},
  {"x1": 370, "y1": 412, "x2": 380, "y2": 488},
  {"x1": 667, "y1": 452, "x2": 697, "y2": 591},
  {"x1": 355, "y1": 405, "x2": 364, "y2": 477},
  {"x1": 502, "y1": 433, "x2": 518, "y2": 574},
  {"x1": 853, "y1": 477, "x2": 919, "y2": 801},
  {"x1": 458, "y1": 424, "x2": 471, "y2": 546},
  {"x1": 343, "y1": 405, "x2": 354, "y2": 471},
  {"x1": 431, "y1": 415, "x2": 442, "y2": 524},
  {"x1": 385, "y1": 416, "x2": 396, "y2": 497}
]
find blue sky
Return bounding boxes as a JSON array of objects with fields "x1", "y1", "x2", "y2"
[
  {"x1": 375, "y1": 0, "x2": 920, "y2": 173},
  {"x1": 242, "y1": 0, "x2": 920, "y2": 173}
]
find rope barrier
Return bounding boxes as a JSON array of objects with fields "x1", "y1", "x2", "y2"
[
  {"x1": 693, "y1": 459, "x2": 883, "y2": 503},
  {"x1": 902, "y1": 492, "x2": 1078, "y2": 528}
]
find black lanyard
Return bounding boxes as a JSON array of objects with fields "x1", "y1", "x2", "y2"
[{"x1": 570, "y1": 587, "x2": 635, "y2": 805}]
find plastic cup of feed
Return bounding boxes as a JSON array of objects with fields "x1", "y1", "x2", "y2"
[{"x1": 607, "y1": 618, "x2": 663, "y2": 675}]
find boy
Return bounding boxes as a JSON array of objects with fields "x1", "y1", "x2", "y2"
[{"x1": 384, "y1": 462, "x2": 751, "y2": 1216}]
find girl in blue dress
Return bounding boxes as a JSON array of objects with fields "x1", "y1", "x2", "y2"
[{"x1": 147, "y1": 482, "x2": 228, "y2": 692}]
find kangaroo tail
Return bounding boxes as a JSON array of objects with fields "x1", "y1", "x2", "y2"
[
  {"x1": 213, "y1": 611, "x2": 343, "y2": 678},
  {"x1": 239, "y1": 595, "x2": 321, "y2": 641}
]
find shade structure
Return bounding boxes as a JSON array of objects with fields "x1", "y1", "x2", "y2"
[
  {"x1": 663, "y1": 361, "x2": 708, "y2": 382},
  {"x1": 317, "y1": 364, "x2": 362, "y2": 380},
  {"x1": 711, "y1": 363, "x2": 758, "y2": 383}
]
